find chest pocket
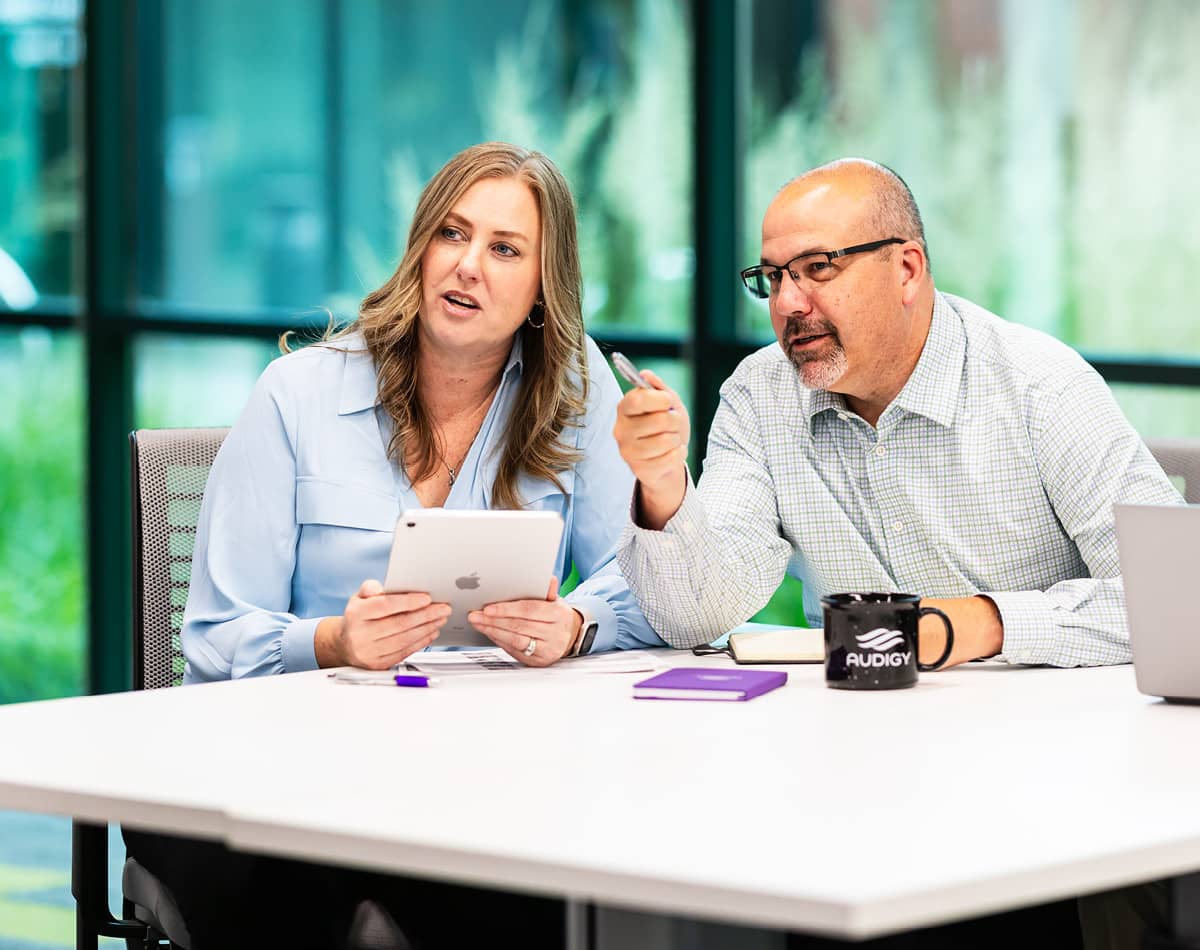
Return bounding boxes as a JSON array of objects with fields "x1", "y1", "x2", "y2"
[{"x1": 295, "y1": 477, "x2": 398, "y2": 531}]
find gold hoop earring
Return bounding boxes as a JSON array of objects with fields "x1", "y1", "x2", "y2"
[{"x1": 526, "y1": 299, "x2": 546, "y2": 330}]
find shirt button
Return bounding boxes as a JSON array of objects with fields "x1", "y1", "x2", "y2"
[
  {"x1": 837, "y1": 412, "x2": 848, "y2": 421},
  {"x1": 893, "y1": 520, "x2": 905, "y2": 532},
  {"x1": 874, "y1": 444, "x2": 886, "y2": 457}
]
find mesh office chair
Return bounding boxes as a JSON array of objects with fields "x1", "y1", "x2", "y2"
[
  {"x1": 72, "y1": 427, "x2": 229, "y2": 950},
  {"x1": 74, "y1": 427, "x2": 408, "y2": 950},
  {"x1": 1146, "y1": 438, "x2": 1200, "y2": 504}
]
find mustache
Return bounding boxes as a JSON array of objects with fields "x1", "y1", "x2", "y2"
[{"x1": 783, "y1": 316, "x2": 838, "y2": 343}]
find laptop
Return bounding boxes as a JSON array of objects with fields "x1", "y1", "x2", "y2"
[{"x1": 1114, "y1": 504, "x2": 1200, "y2": 702}]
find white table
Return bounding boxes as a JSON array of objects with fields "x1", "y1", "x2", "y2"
[{"x1": 2, "y1": 651, "x2": 1199, "y2": 944}]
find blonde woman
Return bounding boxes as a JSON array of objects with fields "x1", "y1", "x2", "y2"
[
  {"x1": 182, "y1": 141, "x2": 663, "y2": 682},
  {"x1": 126, "y1": 143, "x2": 663, "y2": 949}
]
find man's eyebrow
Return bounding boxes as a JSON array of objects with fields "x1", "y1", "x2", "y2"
[
  {"x1": 760, "y1": 245, "x2": 829, "y2": 266},
  {"x1": 444, "y1": 212, "x2": 529, "y2": 244}
]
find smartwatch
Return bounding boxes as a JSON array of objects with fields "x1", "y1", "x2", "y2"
[{"x1": 570, "y1": 607, "x2": 600, "y2": 657}]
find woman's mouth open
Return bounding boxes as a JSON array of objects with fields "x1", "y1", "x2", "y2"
[{"x1": 442, "y1": 291, "x2": 480, "y2": 316}]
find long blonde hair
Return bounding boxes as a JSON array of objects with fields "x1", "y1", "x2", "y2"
[{"x1": 336, "y1": 142, "x2": 588, "y2": 509}]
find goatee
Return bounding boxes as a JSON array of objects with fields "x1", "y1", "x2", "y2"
[{"x1": 782, "y1": 317, "x2": 847, "y2": 390}]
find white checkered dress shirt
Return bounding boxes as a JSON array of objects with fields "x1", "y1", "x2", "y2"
[{"x1": 618, "y1": 292, "x2": 1183, "y2": 666}]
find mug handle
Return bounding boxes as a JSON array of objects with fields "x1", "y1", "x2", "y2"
[{"x1": 917, "y1": 607, "x2": 955, "y2": 671}]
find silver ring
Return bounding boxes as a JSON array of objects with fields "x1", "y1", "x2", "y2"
[{"x1": 523, "y1": 636, "x2": 537, "y2": 658}]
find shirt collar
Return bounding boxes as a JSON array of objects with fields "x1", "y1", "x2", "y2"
[
  {"x1": 337, "y1": 335, "x2": 378, "y2": 415},
  {"x1": 337, "y1": 331, "x2": 526, "y2": 416},
  {"x1": 806, "y1": 386, "x2": 849, "y2": 430},
  {"x1": 804, "y1": 290, "x2": 964, "y2": 432},
  {"x1": 503, "y1": 331, "x2": 525, "y2": 376},
  {"x1": 888, "y1": 291, "x2": 964, "y2": 429}
]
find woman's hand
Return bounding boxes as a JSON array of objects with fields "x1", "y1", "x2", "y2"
[
  {"x1": 315, "y1": 579, "x2": 452, "y2": 670},
  {"x1": 468, "y1": 577, "x2": 583, "y2": 667}
]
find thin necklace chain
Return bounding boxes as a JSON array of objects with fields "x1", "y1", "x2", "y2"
[{"x1": 435, "y1": 396, "x2": 492, "y2": 487}]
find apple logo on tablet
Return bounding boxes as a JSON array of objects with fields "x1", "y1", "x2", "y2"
[{"x1": 455, "y1": 572, "x2": 481, "y2": 590}]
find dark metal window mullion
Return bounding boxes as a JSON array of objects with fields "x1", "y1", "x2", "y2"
[
  {"x1": 82, "y1": 0, "x2": 135, "y2": 696},
  {"x1": 690, "y1": 0, "x2": 748, "y2": 456}
]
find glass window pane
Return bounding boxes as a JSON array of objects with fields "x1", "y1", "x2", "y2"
[
  {"x1": 134, "y1": 334, "x2": 278, "y2": 428},
  {"x1": 0, "y1": 1, "x2": 82, "y2": 312},
  {"x1": 147, "y1": 0, "x2": 326, "y2": 315},
  {"x1": 0, "y1": 327, "x2": 84, "y2": 704},
  {"x1": 743, "y1": 0, "x2": 1200, "y2": 361},
  {"x1": 146, "y1": 0, "x2": 693, "y2": 338},
  {"x1": 0, "y1": 813, "x2": 124, "y2": 948},
  {"x1": 1109, "y1": 383, "x2": 1200, "y2": 442}
]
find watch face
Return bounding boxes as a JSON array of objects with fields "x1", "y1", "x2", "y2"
[{"x1": 579, "y1": 622, "x2": 599, "y2": 656}]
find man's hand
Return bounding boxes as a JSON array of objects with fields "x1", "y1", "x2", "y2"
[
  {"x1": 612, "y1": 369, "x2": 691, "y2": 530},
  {"x1": 315, "y1": 580, "x2": 451, "y2": 670},
  {"x1": 918, "y1": 595, "x2": 1004, "y2": 669}
]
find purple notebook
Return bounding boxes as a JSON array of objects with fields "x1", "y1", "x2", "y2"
[{"x1": 633, "y1": 667, "x2": 787, "y2": 702}]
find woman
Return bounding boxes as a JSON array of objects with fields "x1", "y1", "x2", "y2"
[
  {"x1": 126, "y1": 142, "x2": 663, "y2": 949},
  {"x1": 183, "y1": 141, "x2": 661, "y2": 680}
]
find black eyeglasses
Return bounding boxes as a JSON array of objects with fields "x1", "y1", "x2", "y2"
[{"x1": 739, "y1": 237, "x2": 906, "y2": 299}]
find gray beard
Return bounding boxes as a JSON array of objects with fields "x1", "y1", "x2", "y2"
[
  {"x1": 792, "y1": 345, "x2": 848, "y2": 390},
  {"x1": 783, "y1": 318, "x2": 848, "y2": 390}
]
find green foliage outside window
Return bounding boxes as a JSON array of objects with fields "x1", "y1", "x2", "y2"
[
  {"x1": 341, "y1": 0, "x2": 693, "y2": 337},
  {"x1": 746, "y1": 1, "x2": 1200, "y2": 368},
  {"x1": 0, "y1": 329, "x2": 84, "y2": 703}
]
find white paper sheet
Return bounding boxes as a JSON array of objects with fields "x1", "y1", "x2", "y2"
[{"x1": 404, "y1": 647, "x2": 664, "y2": 675}]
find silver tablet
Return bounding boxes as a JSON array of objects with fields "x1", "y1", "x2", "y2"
[{"x1": 383, "y1": 508, "x2": 565, "y2": 647}]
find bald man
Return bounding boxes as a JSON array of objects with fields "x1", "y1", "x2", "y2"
[{"x1": 613, "y1": 158, "x2": 1181, "y2": 669}]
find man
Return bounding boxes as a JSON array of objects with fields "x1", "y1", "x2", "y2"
[
  {"x1": 614, "y1": 157, "x2": 1181, "y2": 669},
  {"x1": 614, "y1": 157, "x2": 1180, "y2": 949}
]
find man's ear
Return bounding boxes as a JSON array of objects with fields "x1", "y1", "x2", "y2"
[{"x1": 898, "y1": 244, "x2": 926, "y2": 307}]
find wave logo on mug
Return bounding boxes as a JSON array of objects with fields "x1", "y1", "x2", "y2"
[
  {"x1": 848, "y1": 628, "x2": 910, "y2": 668},
  {"x1": 856, "y1": 628, "x2": 905, "y2": 651},
  {"x1": 822, "y1": 593, "x2": 954, "y2": 690}
]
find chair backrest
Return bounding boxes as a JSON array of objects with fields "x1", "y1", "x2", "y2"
[
  {"x1": 130, "y1": 427, "x2": 229, "y2": 690},
  {"x1": 1145, "y1": 438, "x2": 1200, "y2": 505}
]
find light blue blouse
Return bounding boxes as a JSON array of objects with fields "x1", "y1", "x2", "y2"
[{"x1": 181, "y1": 331, "x2": 664, "y2": 683}]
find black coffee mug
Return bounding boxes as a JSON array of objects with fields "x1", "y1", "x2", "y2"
[{"x1": 821, "y1": 592, "x2": 954, "y2": 690}]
